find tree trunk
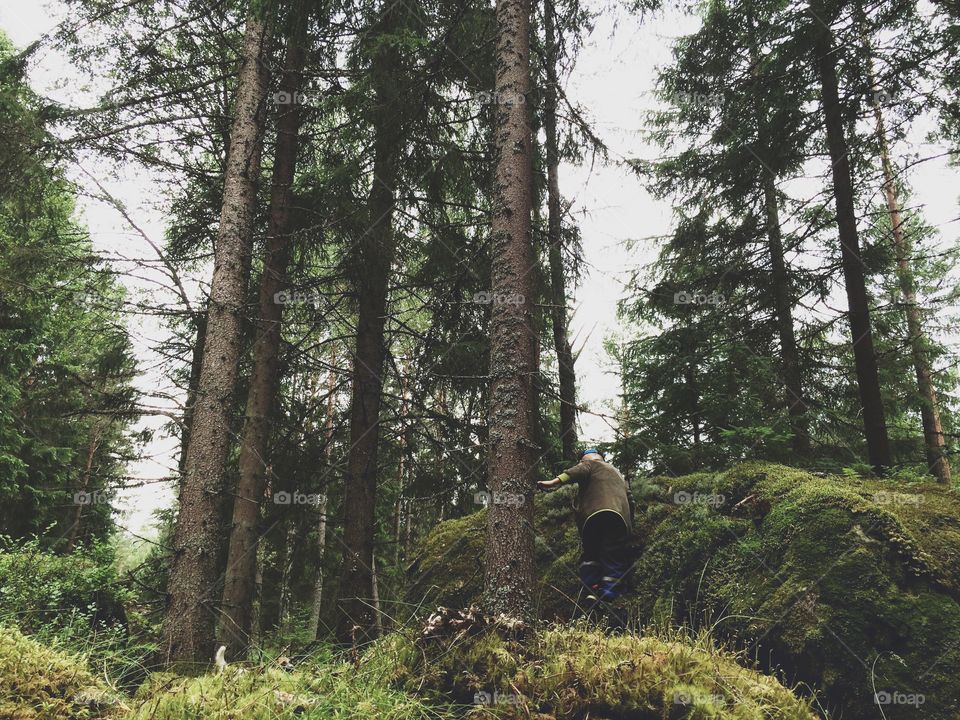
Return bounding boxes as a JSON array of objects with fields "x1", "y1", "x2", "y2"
[
  {"x1": 308, "y1": 351, "x2": 337, "y2": 639},
  {"x1": 65, "y1": 425, "x2": 102, "y2": 552},
  {"x1": 483, "y1": 0, "x2": 538, "y2": 620},
  {"x1": 684, "y1": 361, "x2": 701, "y2": 450},
  {"x1": 278, "y1": 519, "x2": 297, "y2": 635},
  {"x1": 160, "y1": 10, "x2": 271, "y2": 666},
  {"x1": 371, "y1": 552, "x2": 383, "y2": 637},
  {"x1": 812, "y1": 10, "x2": 891, "y2": 474},
  {"x1": 307, "y1": 492, "x2": 328, "y2": 638},
  {"x1": 543, "y1": 0, "x2": 578, "y2": 463},
  {"x1": 336, "y1": 5, "x2": 403, "y2": 643},
  {"x1": 866, "y1": 51, "x2": 951, "y2": 483},
  {"x1": 762, "y1": 178, "x2": 810, "y2": 453},
  {"x1": 746, "y1": 20, "x2": 809, "y2": 456},
  {"x1": 393, "y1": 371, "x2": 409, "y2": 564},
  {"x1": 250, "y1": 544, "x2": 264, "y2": 649},
  {"x1": 219, "y1": 22, "x2": 306, "y2": 660},
  {"x1": 178, "y1": 311, "x2": 207, "y2": 484}
]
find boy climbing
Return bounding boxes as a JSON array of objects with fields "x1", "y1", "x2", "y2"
[{"x1": 537, "y1": 449, "x2": 635, "y2": 611}]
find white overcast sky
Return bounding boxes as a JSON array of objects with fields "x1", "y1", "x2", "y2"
[{"x1": 2, "y1": 1, "x2": 957, "y2": 535}]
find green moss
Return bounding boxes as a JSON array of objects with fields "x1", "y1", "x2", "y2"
[
  {"x1": 364, "y1": 623, "x2": 816, "y2": 719},
  {"x1": 125, "y1": 646, "x2": 454, "y2": 719},
  {"x1": 409, "y1": 462, "x2": 960, "y2": 719},
  {"x1": 0, "y1": 624, "x2": 448, "y2": 720},
  {"x1": 0, "y1": 624, "x2": 125, "y2": 719},
  {"x1": 408, "y1": 510, "x2": 489, "y2": 611}
]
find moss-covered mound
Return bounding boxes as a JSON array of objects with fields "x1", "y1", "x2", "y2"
[
  {"x1": 364, "y1": 616, "x2": 816, "y2": 719},
  {"x1": 407, "y1": 462, "x2": 960, "y2": 719},
  {"x1": 0, "y1": 625, "x2": 125, "y2": 719}
]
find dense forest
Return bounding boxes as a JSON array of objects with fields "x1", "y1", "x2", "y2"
[{"x1": 1, "y1": 0, "x2": 959, "y2": 718}]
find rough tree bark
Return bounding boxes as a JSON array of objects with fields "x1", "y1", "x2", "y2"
[
  {"x1": 866, "y1": 53, "x2": 951, "y2": 483},
  {"x1": 336, "y1": 4, "x2": 404, "y2": 643},
  {"x1": 483, "y1": 0, "x2": 538, "y2": 619},
  {"x1": 178, "y1": 311, "x2": 207, "y2": 484},
  {"x1": 812, "y1": 9, "x2": 891, "y2": 473},
  {"x1": 160, "y1": 10, "x2": 271, "y2": 666},
  {"x1": 544, "y1": 0, "x2": 578, "y2": 462},
  {"x1": 218, "y1": 20, "x2": 306, "y2": 659}
]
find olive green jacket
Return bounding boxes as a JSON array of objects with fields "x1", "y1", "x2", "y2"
[{"x1": 557, "y1": 459, "x2": 632, "y2": 534}]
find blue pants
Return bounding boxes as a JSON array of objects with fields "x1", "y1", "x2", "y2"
[{"x1": 578, "y1": 511, "x2": 631, "y2": 603}]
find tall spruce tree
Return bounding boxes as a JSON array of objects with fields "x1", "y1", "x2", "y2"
[
  {"x1": 220, "y1": 2, "x2": 309, "y2": 658},
  {"x1": 483, "y1": 0, "x2": 539, "y2": 619},
  {"x1": 161, "y1": 5, "x2": 272, "y2": 665}
]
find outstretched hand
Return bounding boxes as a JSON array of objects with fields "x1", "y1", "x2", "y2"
[{"x1": 537, "y1": 477, "x2": 562, "y2": 492}]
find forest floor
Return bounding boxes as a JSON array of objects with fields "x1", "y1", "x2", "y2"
[{"x1": 1, "y1": 616, "x2": 816, "y2": 719}]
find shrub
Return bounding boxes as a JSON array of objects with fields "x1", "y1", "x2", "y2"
[{"x1": 0, "y1": 536, "x2": 154, "y2": 689}]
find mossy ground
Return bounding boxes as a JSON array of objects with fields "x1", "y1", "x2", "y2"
[
  {"x1": 0, "y1": 623, "x2": 448, "y2": 720},
  {"x1": 408, "y1": 462, "x2": 960, "y2": 719},
  {"x1": 0, "y1": 625, "x2": 125, "y2": 719},
  {"x1": 1, "y1": 621, "x2": 814, "y2": 720},
  {"x1": 124, "y1": 663, "x2": 448, "y2": 719}
]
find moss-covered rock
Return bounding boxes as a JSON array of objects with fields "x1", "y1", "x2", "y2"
[
  {"x1": 363, "y1": 619, "x2": 816, "y2": 719},
  {"x1": 0, "y1": 625, "x2": 126, "y2": 719},
  {"x1": 407, "y1": 462, "x2": 960, "y2": 719}
]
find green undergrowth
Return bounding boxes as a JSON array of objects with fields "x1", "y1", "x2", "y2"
[
  {"x1": 0, "y1": 537, "x2": 156, "y2": 690},
  {"x1": 125, "y1": 664, "x2": 449, "y2": 720},
  {"x1": 408, "y1": 462, "x2": 960, "y2": 719},
  {"x1": 363, "y1": 622, "x2": 817, "y2": 719}
]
